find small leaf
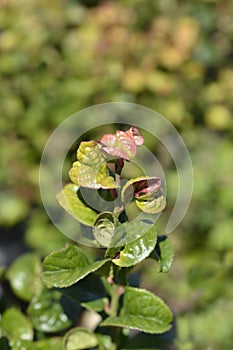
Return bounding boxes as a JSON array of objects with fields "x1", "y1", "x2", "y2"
[
  {"x1": 56, "y1": 183, "x2": 98, "y2": 226},
  {"x1": 1, "y1": 308, "x2": 33, "y2": 341},
  {"x1": 7, "y1": 253, "x2": 42, "y2": 302},
  {"x1": 81, "y1": 298, "x2": 108, "y2": 312},
  {"x1": 101, "y1": 287, "x2": 173, "y2": 334},
  {"x1": 99, "y1": 127, "x2": 144, "y2": 160},
  {"x1": 112, "y1": 222, "x2": 157, "y2": 267},
  {"x1": 63, "y1": 327, "x2": 98, "y2": 350},
  {"x1": 93, "y1": 212, "x2": 116, "y2": 247},
  {"x1": 27, "y1": 290, "x2": 71, "y2": 333},
  {"x1": 42, "y1": 244, "x2": 110, "y2": 288},
  {"x1": 151, "y1": 236, "x2": 174, "y2": 273},
  {"x1": 122, "y1": 177, "x2": 166, "y2": 214},
  {"x1": 69, "y1": 141, "x2": 116, "y2": 189}
]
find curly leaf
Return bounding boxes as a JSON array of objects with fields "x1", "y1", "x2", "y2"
[
  {"x1": 112, "y1": 221, "x2": 157, "y2": 267},
  {"x1": 100, "y1": 286, "x2": 173, "y2": 334},
  {"x1": 56, "y1": 183, "x2": 98, "y2": 226},
  {"x1": 42, "y1": 244, "x2": 110, "y2": 288},
  {"x1": 122, "y1": 176, "x2": 166, "y2": 214},
  {"x1": 69, "y1": 141, "x2": 116, "y2": 189},
  {"x1": 99, "y1": 127, "x2": 144, "y2": 160},
  {"x1": 92, "y1": 212, "x2": 116, "y2": 247}
]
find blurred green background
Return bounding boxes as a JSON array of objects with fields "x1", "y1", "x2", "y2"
[{"x1": 0, "y1": 0, "x2": 233, "y2": 349}]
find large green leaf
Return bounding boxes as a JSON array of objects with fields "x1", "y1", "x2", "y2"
[
  {"x1": 101, "y1": 287, "x2": 173, "y2": 334},
  {"x1": 69, "y1": 141, "x2": 116, "y2": 189},
  {"x1": 121, "y1": 177, "x2": 166, "y2": 214},
  {"x1": 56, "y1": 183, "x2": 98, "y2": 226},
  {"x1": 7, "y1": 253, "x2": 42, "y2": 302},
  {"x1": 112, "y1": 222, "x2": 157, "y2": 267},
  {"x1": 1, "y1": 308, "x2": 33, "y2": 341},
  {"x1": 27, "y1": 290, "x2": 71, "y2": 333},
  {"x1": 42, "y1": 244, "x2": 110, "y2": 288}
]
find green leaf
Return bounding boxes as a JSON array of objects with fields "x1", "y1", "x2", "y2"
[
  {"x1": 101, "y1": 287, "x2": 173, "y2": 334},
  {"x1": 42, "y1": 244, "x2": 110, "y2": 288},
  {"x1": 1, "y1": 308, "x2": 33, "y2": 341},
  {"x1": 112, "y1": 221, "x2": 157, "y2": 267},
  {"x1": 93, "y1": 211, "x2": 116, "y2": 247},
  {"x1": 56, "y1": 183, "x2": 98, "y2": 226},
  {"x1": 81, "y1": 298, "x2": 108, "y2": 312},
  {"x1": 63, "y1": 327, "x2": 99, "y2": 350},
  {"x1": 69, "y1": 141, "x2": 116, "y2": 189},
  {"x1": 7, "y1": 253, "x2": 42, "y2": 302},
  {"x1": 121, "y1": 177, "x2": 166, "y2": 214},
  {"x1": 27, "y1": 290, "x2": 71, "y2": 333},
  {"x1": 151, "y1": 236, "x2": 174, "y2": 273},
  {"x1": 10, "y1": 338, "x2": 63, "y2": 350}
]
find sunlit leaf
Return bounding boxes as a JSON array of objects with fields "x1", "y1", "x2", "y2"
[
  {"x1": 99, "y1": 127, "x2": 144, "y2": 160},
  {"x1": 69, "y1": 141, "x2": 116, "y2": 189},
  {"x1": 112, "y1": 221, "x2": 157, "y2": 267},
  {"x1": 100, "y1": 287, "x2": 173, "y2": 334},
  {"x1": 56, "y1": 183, "x2": 98, "y2": 226}
]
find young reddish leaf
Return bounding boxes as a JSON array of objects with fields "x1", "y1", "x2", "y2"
[
  {"x1": 69, "y1": 141, "x2": 116, "y2": 189},
  {"x1": 99, "y1": 127, "x2": 144, "y2": 160},
  {"x1": 121, "y1": 176, "x2": 166, "y2": 214}
]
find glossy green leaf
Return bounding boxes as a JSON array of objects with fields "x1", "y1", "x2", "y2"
[
  {"x1": 112, "y1": 222, "x2": 157, "y2": 267},
  {"x1": 7, "y1": 253, "x2": 42, "y2": 302},
  {"x1": 121, "y1": 176, "x2": 166, "y2": 214},
  {"x1": 63, "y1": 327, "x2": 99, "y2": 350},
  {"x1": 42, "y1": 244, "x2": 110, "y2": 288},
  {"x1": 81, "y1": 298, "x2": 108, "y2": 312},
  {"x1": 56, "y1": 183, "x2": 98, "y2": 226},
  {"x1": 69, "y1": 141, "x2": 116, "y2": 189},
  {"x1": 93, "y1": 211, "x2": 116, "y2": 247},
  {"x1": 1, "y1": 308, "x2": 33, "y2": 341},
  {"x1": 101, "y1": 287, "x2": 173, "y2": 334},
  {"x1": 151, "y1": 236, "x2": 174, "y2": 273},
  {"x1": 27, "y1": 290, "x2": 71, "y2": 333}
]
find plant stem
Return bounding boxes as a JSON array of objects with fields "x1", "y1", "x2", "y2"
[{"x1": 109, "y1": 283, "x2": 120, "y2": 317}]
